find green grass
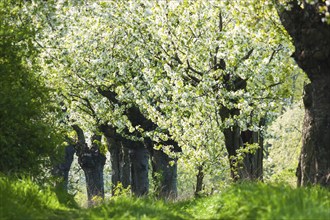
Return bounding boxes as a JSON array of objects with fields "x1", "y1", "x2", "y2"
[
  {"x1": 0, "y1": 175, "x2": 73, "y2": 220},
  {"x1": 181, "y1": 183, "x2": 330, "y2": 220},
  {"x1": 1, "y1": 176, "x2": 329, "y2": 219}
]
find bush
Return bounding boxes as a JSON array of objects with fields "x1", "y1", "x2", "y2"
[{"x1": 0, "y1": 0, "x2": 63, "y2": 177}]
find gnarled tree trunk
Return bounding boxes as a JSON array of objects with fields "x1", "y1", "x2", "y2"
[
  {"x1": 298, "y1": 79, "x2": 330, "y2": 186},
  {"x1": 101, "y1": 123, "x2": 149, "y2": 196},
  {"x1": 80, "y1": 134, "x2": 106, "y2": 207},
  {"x1": 277, "y1": 1, "x2": 330, "y2": 187},
  {"x1": 72, "y1": 125, "x2": 106, "y2": 206},
  {"x1": 215, "y1": 54, "x2": 264, "y2": 181},
  {"x1": 53, "y1": 144, "x2": 75, "y2": 192},
  {"x1": 241, "y1": 130, "x2": 263, "y2": 180}
]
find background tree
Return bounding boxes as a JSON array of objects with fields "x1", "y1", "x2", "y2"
[
  {"x1": 72, "y1": 124, "x2": 106, "y2": 206},
  {"x1": 264, "y1": 103, "x2": 304, "y2": 185}
]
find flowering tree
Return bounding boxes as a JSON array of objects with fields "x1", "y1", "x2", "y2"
[{"x1": 36, "y1": 0, "x2": 305, "y2": 200}]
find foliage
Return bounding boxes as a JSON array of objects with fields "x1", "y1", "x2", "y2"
[
  {"x1": 0, "y1": 175, "x2": 74, "y2": 220},
  {"x1": 112, "y1": 182, "x2": 131, "y2": 197},
  {"x1": 0, "y1": 0, "x2": 63, "y2": 177},
  {"x1": 264, "y1": 103, "x2": 304, "y2": 185},
  {"x1": 1, "y1": 176, "x2": 329, "y2": 220}
]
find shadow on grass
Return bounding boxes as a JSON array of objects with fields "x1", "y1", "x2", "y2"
[{"x1": 85, "y1": 197, "x2": 194, "y2": 220}]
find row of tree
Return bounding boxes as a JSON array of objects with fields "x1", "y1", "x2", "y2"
[{"x1": 1, "y1": 0, "x2": 329, "y2": 206}]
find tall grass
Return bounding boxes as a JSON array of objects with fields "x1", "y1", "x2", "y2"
[
  {"x1": 0, "y1": 175, "x2": 76, "y2": 220},
  {"x1": 181, "y1": 182, "x2": 330, "y2": 220},
  {"x1": 1, "y1": 175, "x2": 329, "y2": 219}
]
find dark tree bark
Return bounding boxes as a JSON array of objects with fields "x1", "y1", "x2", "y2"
[
  {"x1": 53, "y1": 145, "x2": 75, "y2": 192},
  {"x1": 62, "y1": 145, "x2": 75, "y2": 190},
  {"x1": 147, "y1": 137, "x2": 180, "y2": 200},
  {"x1": 241, "y1": 129, "x2": 263, "y2": 180},
  {"x1": 195, "y1": 163, "x2": 205, "y2": 196},
  {"x1": 101, "y1": 123, "x2": 150, "y2": 197},
  {"x1": 277, "y1": 1, "x2": 330, "y2": 187},
  {"x1": 129, "y1": 143, "x2": 150, "y2": 197},
  {"x1": 51, "y1": 143, "x2": 77, "y2": 208},
  {"x1": 72, "y1": 125, "x2": 106, "y2": 206},
  {"x1": 101, "y1": 124, "x2": 131, "y2": 195},
  {"x1": 151, "y1": 149, "x2": 178, "y2": 200},
  {"x1": 219, "y1": 114, "x2": 264, "y2": 181},
  {"x1": 120, "y1": 146, "x2": 131, "y2": 188}
]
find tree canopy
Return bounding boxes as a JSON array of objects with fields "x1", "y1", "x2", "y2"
[{"x1": 37, "y1": 0, "x2": 305, "y2": 169}]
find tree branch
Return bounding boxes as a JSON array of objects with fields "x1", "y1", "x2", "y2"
[
  {"x1": 97, "y1": 87, "x2": 120, "y2": 105},
  {"x1": 72, "y1": 124, "x2": 86, "y2": 145},
  {"x1": 267, "y1": 44, "x2": 283, "y2": 65},
  {"x1": 187, "y1": 60, "x2": 203, "y2": 76},
  {"x1": 218, "y1": 11, "x2": 223, "y2": 32},
  {"x1": 233, "y1": 48, "x2": 254, "y2": 71}
]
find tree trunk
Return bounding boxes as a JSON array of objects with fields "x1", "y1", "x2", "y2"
[
  {"x1": 218, "y1": 72, "x2": 264, "y2": 181},
  {"x1": 51, "y1": 144, "x2": 77, "y2": 208},
  {"x1": 82, "y1": 156, "x2": 105, "y2": 206},
  {"x1": 222, "y1": 125, "x2": 241, "y2": 181},
  {"x1": 108, "y1": 141, "x2": 131, "y2": 194},
  {"x1": 241, "y1": 130, "x2": 263, "y2": 180},
  {"x1": 109, "y1": 142, "x2": 121, "y2": 190},
  {"x1": 277, "y1": 1, "x2": 330, "y2": 187},
  {"x1": 72, "y1": 125, "x2": 106, "y2": 206},
  {"x1": 101, "y1": 124, "x2": 132, "y2": 195},
  {"x1": 220, "y1": 109, "x2": 264, "y2": 181},
  {"x1": 195, "y1": 164, "x2": 204, "y2": 196},
  {"x1": 98, "y1": 89, "x2": 180, "y2": 193},
  {"x1": 79, "y1": 134, "x2": 106, "y2": 207},
  {"x1": 101, "y1": 123, "x2": 151, "y2": 196},
  {"x1": 120, "y1": 145, "x2": 131, "y2": 188},
  {"x1": 298, "y1": 80, "x2": 330, "y2": 186},
  {"x1": 130, "y1": 143, "x2": 149, "y2": 196},
  {"x1": 110, "y1": 140, "x2": 133, "y2": 191},
  {"x1": 151, "y1": 149, "x2": 178, "y2": 200},
  {"x1": 53, "y1": 145, "x2": 75, "y2": 192}
]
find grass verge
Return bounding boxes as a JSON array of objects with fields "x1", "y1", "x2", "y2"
[{"x1": 1, "y1": 176, "x2": 329, "y2": 219}]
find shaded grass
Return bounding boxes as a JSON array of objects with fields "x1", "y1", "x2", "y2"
[
  {"x1": 1, "y1": 176, "x2": 329, "y2": 219},
  {"x1": 0, "y1": 175, "x2": 79, "y2": 220},
  {"x1": 85, "y1": 196, "x2": 190, "y2": 220}
]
